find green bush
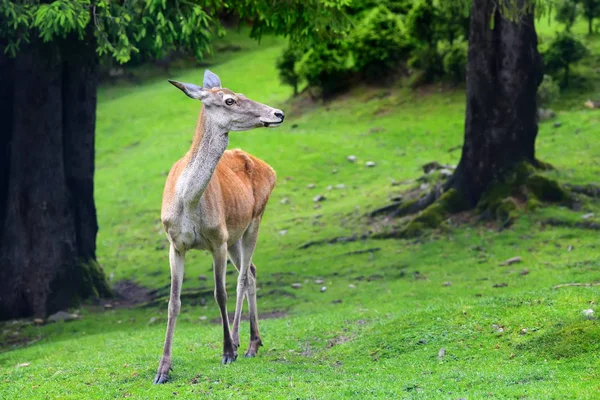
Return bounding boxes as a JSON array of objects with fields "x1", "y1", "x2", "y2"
[
  {"x1": 537, "y1": 75, "x2": 561, "y2": 107},
  {"x1": 276, "y1": 46, "x2": 302, "y2": 96},
  {"x1": 555, "y1": 0, "x2": 579, "y2": 32},
  {"x1": 296, "y1": 41, "x2": 354, "y2": 98},
  {"x1": 351, "y1": 5, "x2": 412, "y2": 82},
  {"x1": 442, "y1": 41, "x2": 467, "y2": 84},
  {"x1": 406, "y1": 0, "x2": 439, "y2": 49},
  {"x1": 544, "y1": 33, "x2": 589, "y2": 86},
  {"x1": 408, "y1": 46, "x2": 443, "y2": 84}
]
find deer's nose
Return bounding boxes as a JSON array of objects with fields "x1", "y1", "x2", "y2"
[{"x1": 274, "y1": 111, "x2": 284, "y2": 121}]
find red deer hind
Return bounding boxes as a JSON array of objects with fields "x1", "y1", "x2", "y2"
[{"x1": 154, "y1": 70, "x2": 284, "y2": 384}]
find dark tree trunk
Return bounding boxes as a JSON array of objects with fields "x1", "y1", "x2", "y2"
[
  {"x1": 451, "y1": 0, "x2": 543, "y2": 207},
  {"x1": 0, "y1": 31, "x2": 111, "y2": 320}
]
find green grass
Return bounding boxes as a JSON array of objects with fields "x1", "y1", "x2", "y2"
[{"x1": 1, "y1": 22, "x2": 600, "y2": 399}]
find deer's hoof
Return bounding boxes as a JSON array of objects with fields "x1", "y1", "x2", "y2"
[
  {"x1": 222, "y1": 353, "x2": 237, "y2": 364},
  {"x1": 244, "y1": 351, "x2": 256, "y2": 358},
  {"x1": 153, "y1": 373, "x2": 169, "y2": 384}
]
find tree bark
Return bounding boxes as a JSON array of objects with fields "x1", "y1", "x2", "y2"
[
  {"x1": 451, "y1": 0, "x2": 543, "y2": 207},
  {"x1": 0, "y1": 32, "x2": 111, "y2": 320}
]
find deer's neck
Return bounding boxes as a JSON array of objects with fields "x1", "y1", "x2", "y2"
[{"x1": 178, "y1": 107, "x2": 229, "y2": 205}]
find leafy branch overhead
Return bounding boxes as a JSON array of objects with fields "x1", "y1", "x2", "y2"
[{"x1": 0, "y1": 0, "x2": 351, "y2": 63}]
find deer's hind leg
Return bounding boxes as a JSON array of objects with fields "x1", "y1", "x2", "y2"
[
  {"x1": 229, "y1": 240, "x2": 259, "y2": 351},
  {"x1": 240, "y1": 218, "x2": 262, "y2": 357}
]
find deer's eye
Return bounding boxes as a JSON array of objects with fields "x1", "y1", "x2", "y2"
[{"x1": 225, "y1": 98, "x2": 235, "y2": 106}]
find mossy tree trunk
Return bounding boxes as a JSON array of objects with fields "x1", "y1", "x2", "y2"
[
  {"x1": 451, "y1": 0, "x2": 543, "y2": 207},
  {"x1": 0, "y1": 30, "x2": 111, "y2": 321}
]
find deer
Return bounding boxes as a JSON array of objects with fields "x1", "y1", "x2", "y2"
[{"x1": 154, "y1": 70, "x2": 284, "y2": 384}]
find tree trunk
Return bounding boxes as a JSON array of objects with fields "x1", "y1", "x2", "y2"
[
  {"x1": 451, "y1": 0, "x2": 543, "y2": 207},
  {"x1": 0, "y1": 32, "x2": 111, "y2": 320}
]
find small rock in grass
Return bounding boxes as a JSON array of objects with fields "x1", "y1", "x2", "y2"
[
  {"x1": 291, "y1": 283, "x2": 302, "y2": 289},
  {"x1": 391, "y1": 179, "x2": 400, "y2": 187},
  {"x1": 520, "y1": 328, "x2": 528, "y2": 335},
  {"x1": 315, "y1": 279, "x2": 324, "y2": 284},
  {"x1": 439, "y1": 168, "x2": 453, "y2": 178},
  {"x1": 199, "y1": 316, "x2": 207, "y2": 321},
  {"x1": 422, "y1": 161, "x2": 442, "y2": 174},
  {"x1": 492, "y1": 324, "x2": 504, "y2": 333},
  {"x1": 520, "y1": 269, "x2": 530, "y2": 276},
  {"x1": 437, "y1": 348, "x2": 446, "y2": 360},
  {"x1": 104, "y1": 303, "x2": 113, "y2": 310},
  {"x1": 417, "y1": 339, "x2": 428, "y2": 345},
  {"x1": 493, "y1": 283, "x2": 508, "y2": 288},
  {"x1": 280, "y1": 197, "x2": 290, "y2": 205},
  {"x1": 307, "y1": 183, "x2": 316, "y2": 189},
  {"x1": 33, "y1": 318, "x2": 44, "y2": 325},
  {"x1": 332, "y1": 168, "x2": 338, "y2": 174},
  {"x1": 320, "y1": 286, "x2": 327, "y2": 293},
  {"x1": 348, "y1": 284, "x2": 356, "y2": 289},
  {"x1": 443, "y1": 281, "x2": 452, "y2": 287},
  {"x1": 582, "y1": 213, "x2": 594, "y2": 220},
  {"x1": 47, "y1": 311, "x2": 80, "y2": 322},
  {"x1": 582, "y1": 309, "x2": 594, "y2": 319},
  {"x1": 335, "y1": 184, "x2": 346, "y2": 189},
  {"x1": 279, "y1": 230, "x2": 287, "y2": 236},
  {"x1": 500, "y1": 256, "x2": 522, "y2": 266},
  {"x1": 568, "y1": 245, "x2": 574, "y2": 252},
  {"x1": 313, "y1": 194, "x2": 326, "y2": 203},
  {"x1": 553, "y1": 122, "x2": 562, "y2": 128},
  {"x1": 365, "y1": 161, "x2": 376, "y2": 168},
  {"x1": 326, "y1": 185, "x2": 333, "y2": 191},
  {"x1": 347, "y1": 155, "x2": 356, "y2": 163},
  {"x1": 198, "y1": 274, "x2": 207, "y2": 281}
]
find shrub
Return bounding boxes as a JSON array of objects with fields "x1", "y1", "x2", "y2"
[
  {"x1": 406, "y1": 0, "x2": 440, "y2": 49},
  {"x1": 296, "y1": 41, "x2": 354, "y2": 98},
  {"x1": 276, "y1": 46, "x2": 302, "y2": 96},
  {"x1": 442, "y1": 41, "x2": 467, "y2": 84},
  {"x1": 351, "y1": 5, "x2": 412, "y2": 82},
  {"x1": 544, "y1": 33, "x2": 589, "y2": 86},
  {"x1": 537, "y1": 75, "x2": 561, "y2": 107},
  {"x1": 408, "y1": 46, "x2": 443, "y2": 84},
  {"x1": 555, "y1": 0, "x2": 579, "y2": 32}
]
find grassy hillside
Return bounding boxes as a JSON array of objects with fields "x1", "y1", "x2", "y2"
[{"x1": 1, "y1": 23, "x2": 600, "y2": 399}]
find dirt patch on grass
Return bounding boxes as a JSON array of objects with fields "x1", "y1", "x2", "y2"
[
  {"x1": 327, "y1": 335, "x2": 353, "y2": 348},
  {"x1": 110, "y1": 279, "x2": 154, "y2": 307}
]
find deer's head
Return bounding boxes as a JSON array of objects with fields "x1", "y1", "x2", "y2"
[{"x1": 169, "y1": 70, "x2": 284, "y2": 131}]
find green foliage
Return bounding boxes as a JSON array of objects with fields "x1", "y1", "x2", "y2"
[
  {"x1": 405, "y1": 0, "x2": 438, "y2": 47},
  {"x1": 296, "y1": 40, "x2": 354, "y2": 97},
  {"x1": 537, "y1": 74, "x2": 561, "y2": 106},
  {"x1": 442, "y1": 40, "x2": 468, "y2": 84},
  {"x1": 276, "y1": 46, "x2": 302, "y2": 96},
  {"x1": 579, "y1": 0, "x2": 600, "y2": 33},
  {"x1": 0, "y1": 0, "x2": 350, "y2": 64},
  {"x1": 544, "y1": 32, "x2": 589, "y2": 85},
  {"x1": 408, "y1": 45, "x2": 443, "y2": 83},
  {"x1": 351, "y1": 5, "x2": 411, "y2": 81},
  {"x1": 555, "y1": 0, "x2": 579, "y2": 32}
]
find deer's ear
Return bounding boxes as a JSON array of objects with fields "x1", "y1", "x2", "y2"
[
  {"x1": 203, "y1": 69, "x2": 221, "y2": 89},
  {"x1": 168, "y1": 80, "x2": 207, "y2": 100}
]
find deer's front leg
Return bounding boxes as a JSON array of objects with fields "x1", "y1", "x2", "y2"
[
  {"x1": 213, "y1": 243, "x2": 237, "y2": 364},
  {"x1": 154, "y1": 245, "x2": 185, "y2": 384}
]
